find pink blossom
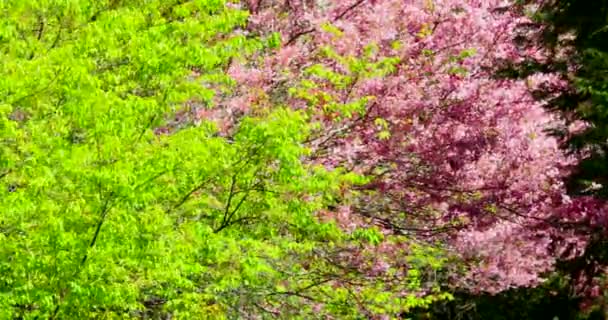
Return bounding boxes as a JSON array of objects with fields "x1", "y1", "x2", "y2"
[{"x1": 221, "y1": 0, "x2": 603, "y2": 298}]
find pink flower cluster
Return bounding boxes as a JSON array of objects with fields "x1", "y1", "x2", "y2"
[{"x1": 210, "y1": 0, "x2": 608, "y2": 295}]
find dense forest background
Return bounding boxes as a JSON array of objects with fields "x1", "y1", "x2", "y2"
[{"x1": 1, "y1": 0, "x2": 608, "y2": 319}]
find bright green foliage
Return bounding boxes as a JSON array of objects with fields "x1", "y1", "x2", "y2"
[
  {"x1": 0, "y1": 1, "x2": 350, "y2": 318},
  {"x1": 0, "y1": 1, "x2": 451, "y2": 318},
  {"x1": 288, "y1": 39, "x2": 400, "y2": 129}
]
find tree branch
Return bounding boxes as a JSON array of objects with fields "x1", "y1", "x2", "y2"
[
  {"x1": 50, "y1": 191, "x2": 115, "y2": 319},
  {"x1": 285, "y1": 0, "x2": 368, "y2": 46}
]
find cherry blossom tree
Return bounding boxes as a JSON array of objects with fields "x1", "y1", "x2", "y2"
[{"x1": 209, "y1": 0, "x2": 608, "y2": 298}]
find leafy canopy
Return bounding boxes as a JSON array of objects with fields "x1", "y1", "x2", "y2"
[{"x1": 0, "y1": 0, "x2": 359, "y2": 318}]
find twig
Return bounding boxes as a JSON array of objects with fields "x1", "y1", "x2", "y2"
[{"x1": 285, "y1": 0, "x2": 368, "y2": 46}]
